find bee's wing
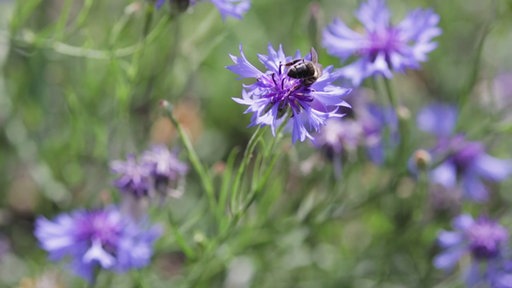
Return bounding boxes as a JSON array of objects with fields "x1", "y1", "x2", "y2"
[{"x1": 310, "y1": 47, "x2": 318, "y2": 63}]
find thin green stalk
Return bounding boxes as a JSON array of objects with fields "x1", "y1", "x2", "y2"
[
  {"x1": 53, "y1": 0, "x2": 74, "y2": 40},
  {"x1": 218, "y1": 147, "x2": 240, "y2": 232},
  {"x1": 87, "y1": 267, "x2": 100, "y2": 288},
  {"x1": 167, "y1": 211, "x2": 196, "y2": 260},
  {"x1": 128, "y1": 2, "x2": 155, "y2": 80},
  {"x1": 141, "y1": 3, "x2": 155, "y2": 40},
  {"x1": 8, "y1": 10, "x2": 170, "y2": 60},
  {"x1": 70, "y1": 0, "x2": 95, "y2": 33},
  {"x1": 161, "y1": 101, "x2": 217, "y2": 222},
  {"x1": 9, "y1": 0, "x2": 42, "y2": 32},
  {"x1": 383, "y1": 77, "x2": 409, "y2": 166},
  {"x1": 230, "y1": 126, "x2": 264, "y2": 215},
  {"x1": 109, "y1": 8, "x2": 136, "y2": 46},
  {"x1": 383, "y1": 76, "x2": 397, "y2": 110},
  {"x1": 139, "y1": 11, "x2": 180, "y2": 101},
  {"x1": 241, "y1": 149, "x2": 281, "y2": 215},
  {"x1": 457, "y1": 23, "x2": 491, "y2": 109},
  {"x1": 232, "y1": 120, "x2": 287, "y2": 225}
]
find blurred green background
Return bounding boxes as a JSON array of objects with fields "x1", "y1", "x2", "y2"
[{"x1": 1, "y1": 0, "x2": 512, "y2": 287}]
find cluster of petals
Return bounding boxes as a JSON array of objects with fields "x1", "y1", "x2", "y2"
[
  {"x1": 110, "y1": 145, "x2": 188, "y2": 198},
  {"x1": 34, "y1": 206, "x2": 161, "y2": 282},
  {"x1": 322, "y1": 0, "x2": 441, "y2": 86},
  {"x1": 411, "y1": 103, "x2": 512, "y2": 202},
  {"x1": 156, "y1": 0, "x2": 250, "y2": 20},
  {"x1": 434, "y1": 214, "x2": 511, "y2": 287},
  {"x1": 314, "y1": 91, "x2": 398, "y2": 165},
  {"x1": 227, "y1": 44, "x2": 351, "y2": 143}
]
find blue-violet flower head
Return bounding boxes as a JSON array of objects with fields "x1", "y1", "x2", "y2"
[
  {"x1": 434, "y1": 214, "x2": 508, "y2": 287},
  {"x1": 314, "y1": 118, "x2": 363, "y2": 158},
  {"x1": 141, "y1": 145, "x2": 188, "y2": 197},
  {"x1": 111, "y1": 155, "x2": 153, "y2": 198},
  {"x1": 361, "y1": 103, "x2": 398, "y2": 164},
  {"x1": 227, "y1": 44, "x2": 351, "y2": 143},
  {"x1": 210, "y1": 0, "x2": 250, "y2": 20},
  {"x1": 156, "y1": 0, "x2": 250, "y2": 20},
  {"x1": 322, "y1": 0, "x2": 441, "y2": 86},
  {"x1": 34, "y1": 206, "x2": 161, "y2": 282},
  {"x1": 434, "y1": 214, "x2": 508, "y2": 270},
  {"x1": 413, "y1": 103, "x2": 512, "y2": 202}
]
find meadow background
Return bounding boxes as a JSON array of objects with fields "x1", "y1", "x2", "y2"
[{"x1": 1, "y1": 0, "x2": 512, "y2": 287}]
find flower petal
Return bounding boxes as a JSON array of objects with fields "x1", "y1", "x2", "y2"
[
  {"x1": 226, "y1": 45, "x2": 263, "y2": 79},
  {"x1": 430, "y1": 162, "x2": 457, "y2": 188},
  {"x1": 210, "y1": 0, "x2": 251, "y2": 20},
  {"x1": 473, "y1": 154, "x2": 512, "y2": 182},
  {"x1": 433, "y1": 246, "x2": 465, "y2": 271},
  {"x1": 417, "y1": 103, "x2": 457, "y2": 137},
  {"x1": 355, "y1": 0, "x2": 390, "y2": 32},
  {"x1": 462, "y1": 173, "x2": 489, "y2": 202}
]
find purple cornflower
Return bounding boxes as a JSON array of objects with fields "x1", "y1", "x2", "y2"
[
  {"x1": 156, "y1": 0, "x2": 250, "y2": 20},
  {"x1": 479, "y1": 72, "x2": 512, "y2": 123},
  {"x1": 111, "y1": 146, "x2": 188, "y2": 199},
  {"x1": 313, "y1": 117, "x2": 363, "y2": 175},
  {"x1": 314, "y1": 117, "x2": 363, "y2": 159},
  {"x1": 313, "y1": 90, "x2": 398, "y2": 165},
  {"x1": 227, "y1": 44, "x2": 351, "y2": 143},
  {"x1": 111, "y1": 155, "x2": 153, "y2": 198},
  {"x1": 34, "y1": 206, "x2": 161, "y2": 282},
  {"x1": 489, "y1": 262, "x2": 512, "y2": 288},
  {"x1": 413, "y1": 103, "x2": 512, "y2": 202},
  {"x1": 322, "y1": 0, "x2": 441, "y2": 86},
  {"x1": 156, "y1": 0, "x2": 166, "y2": 8},
  {"x1": 211, "y1": 0, "x2": 250, "y2": 20},
  {"x1": 141, "y1": 145, "x2": 188, "y2": 197},
  {"x1": 434, "y1": 214, "x2": 509, "y2": 287},
  {"x1": 361, "y1": 103, "x2": 398, "y2": 164}
]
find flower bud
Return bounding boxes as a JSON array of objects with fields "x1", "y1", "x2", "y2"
[{"x1": 413, "y1": 149, "x2": 431, "y2": 170}]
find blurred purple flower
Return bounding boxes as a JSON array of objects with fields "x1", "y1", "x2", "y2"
[
  {"x1": 322, "y1": 0, "x2": 441, "y2": 86},
  {"x1": 112, "y1": 146, "x2": 188, "y2": 199},
  {"x1": 156, "y1": 0, "x2": 250, "y2": 20},
  {"x1": 434, "y1": 214, "x2": 508, "y2": 287},
  {"x1": 34, "y1": 207, "x2": 161, "y2": 282},
  {"x1": 490, "y1": 262, "x2": 512, "y2": 288},
  {"x1": 413, "y1": 103, "x2": 512, "y2": 202},
  {"x1": 0, "y1": 235, "x2": 9, "y2": 261},
  {"x1": 156, "y1": 0, "x2": 166, "y2": 8},
  {"x1": 314, "y1": 118, "x2": 363, "y2": 158},
  {"x1": 362, "y1": 103, "x2": 398, "y2": 164},
  {"x1": 313, "y1": 117, "x2": 363, "y2": 175},
  {"x1": 314, "y1": 90, "x2": 398, "y2": 165},
  {"x1": 211, "y1": 0, "x2": 250, "y2": 20},
  {"x1": 227, "y1": 44, "x2": 351, "y2": 143},
  {"x1": 111, "y1": 155, "x2": 153, "y2": 198},
  {"x1": 141, "y1": 145, "x2": 188, "y2": 197},
  {"x1": 478, "y1": 72, "x2": 512, "y2": 123}
]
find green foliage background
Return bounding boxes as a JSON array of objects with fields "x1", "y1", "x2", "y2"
[{"x1": 1, "y1": 0, "x2": 512, "y2": 287}]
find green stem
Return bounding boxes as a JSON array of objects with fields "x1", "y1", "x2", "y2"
[
  {"x1": 382, "y1": 77, "x2": 408, "y2": 166},
  {"x1": 167, "y1": 211, "x2": 196, "y2": 260},
  {"x1": 142, "y1": 4, "x2": 155, "y2": 38},
  {"x1": 383, "y1": 77, "x2": 397, "y2": 110},
  {"x1": 231, "y1": 119, "x2": 287, "y2": 226},
  {"x1": 161, "y1": 101, "x2": 217, "y2": 222},
  {"x1": 87, "y1": 267, "x2": 101, "y2": 288},
  {"x1": 230, "y1": 126, "x2": 264, "y2": 215},
  {"x1": 53, "y1": 0, "x2": 74, "y2": 40},
  {"x1": 128, "y1": 2, "x2": 156, "y2": 80},
  {"x1": 217, "y1": 147, "x2": 239, "y2": 231}
]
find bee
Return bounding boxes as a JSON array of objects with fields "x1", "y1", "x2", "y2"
[{"x1": 285, "y1": 47, "x2": 322, "y2": 86}]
